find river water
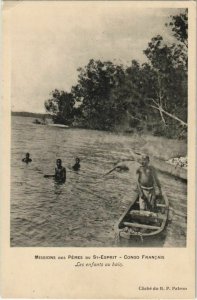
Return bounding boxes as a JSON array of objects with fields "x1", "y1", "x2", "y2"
[{"x1": 11, "y1": 116, "x2": 187, "y2": 247}]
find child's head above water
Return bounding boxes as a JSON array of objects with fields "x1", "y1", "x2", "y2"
[
  {"x1": 56, "y1": 159, "x2": 62, "y2": 167},
  {"x1": 141, "y1": 155, "x2": 149, "y2": 166}
]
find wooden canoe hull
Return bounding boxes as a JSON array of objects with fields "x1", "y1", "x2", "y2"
[{"x1": 116, "y1": 192, "x2": 169, "y2": 240}]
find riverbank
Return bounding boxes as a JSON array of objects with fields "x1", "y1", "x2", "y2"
[
  {"x1": 21, "y1": 115, "x2": 188, "y2": 180},
  {"x1": 150, "y1": 156, "x2": 187, "y2": 181},
  {"x1": 131, "y1": 133, "x2": 187, "y2": 161},
  {"x1": 120, "y1": 133, "x2": 187, "y2": 181},
  {"x1": 135, "y1": 134, "x2": 187, "y2": 180}
]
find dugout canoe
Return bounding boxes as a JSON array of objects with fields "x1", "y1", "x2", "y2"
[{"x1": 116, "y1": 192, "x2": 169, "y2": 240}]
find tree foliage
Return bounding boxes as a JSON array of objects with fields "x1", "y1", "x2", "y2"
[
  {"x1": 45, "y1": 90, "x2": 76, "y2": 125},
  {"x1": 71, "y1": 59, "x2": 125, "y2": 130},
  {"x1": 166, "y1": 9, "x2": 188, "y2": 47},
  {"x1": 45, "y1": 10, "x2": 188, "y2": 139},
  {"x1": 143, "y1": 26, "x2": 187, "y2": 135}
]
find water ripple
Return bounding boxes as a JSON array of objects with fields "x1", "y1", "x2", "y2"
[{"x1": 11, "y1": 116, "x2": 187, "y2": 247}]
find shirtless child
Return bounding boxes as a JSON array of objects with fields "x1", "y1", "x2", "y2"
[
  {"x1": 22, "y1": 153, "x2": 32, "y2": 164},
  {"x1": 55, "y1": 159, "x2": 66, "y2": 183},
  {"x1": 136, "y1": 155, "x2": 162, "y2": 211},
  {"x1": 72, "y1": 157, "x2": 80, "y2": 171}
]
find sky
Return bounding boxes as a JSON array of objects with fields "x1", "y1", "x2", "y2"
[{"x1": 5, "y1": 1, "x2": 184, "y2": 113}]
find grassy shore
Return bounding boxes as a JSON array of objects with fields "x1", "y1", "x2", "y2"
[{"x1": 132, "y1": 134, "x2": 187, "y2": 161}]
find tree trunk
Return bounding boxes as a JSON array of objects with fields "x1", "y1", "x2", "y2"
[{"x1": 150, "y1": 104, "x2": 187, "y2": 127}]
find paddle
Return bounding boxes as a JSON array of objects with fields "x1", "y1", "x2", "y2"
[
  {"x1": 103, "y1": 166, "x2": 118, "y2": 176},
  {"x1": 44, "y1": 175, "x2": 55, "y2": 178},
  {"x1": 103, "y1": 158, "x2": 135, "y2": 177}
]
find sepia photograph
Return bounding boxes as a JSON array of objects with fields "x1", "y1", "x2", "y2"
[
  {"x1": 1, "y1": 1, "x2": 196, "y2": 299},
  {"x1": 9, "y1": 2, "x2": 188, "y2": 249}
]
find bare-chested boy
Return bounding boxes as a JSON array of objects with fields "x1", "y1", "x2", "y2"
[
  {"x1": 55, "y1": 159, "x2": 66, "y2": 183},
  {"x1": 72, "y1": 157, "x2": 80, "y2": 171},
  {"x1": 22, "y1": 153, "x2": 32, "y2": 164},
  {"x1": 136, "y1": 155, "x2": 162, "y2": 211}
]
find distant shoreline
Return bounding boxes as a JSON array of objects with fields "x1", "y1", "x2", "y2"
[
  {"x1": 12, "y1": 113, "x2": 187, "y2": 180},
  {"x1": 11, "y1": 111, "x2": 51, "y2": 119},
  {"x1": 11, "y1": 112, "x2": 187, "y2": 144}
]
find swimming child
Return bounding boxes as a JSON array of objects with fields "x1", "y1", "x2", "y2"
[
  {"x1": 72, "y1": 157, "x2": 80, "y2": 171},
  {"x1": 22, "y1": 153, "x2": 32, "y2": 164}
]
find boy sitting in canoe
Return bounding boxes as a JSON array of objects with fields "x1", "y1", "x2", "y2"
[
  {"x1": 136, "y1": 155, "x2": 162, "y2": 211},
  {"x1": 55, "y1": 159, "x2": 66, "y2": 183}
]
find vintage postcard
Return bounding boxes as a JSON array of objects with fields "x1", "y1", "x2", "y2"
[{"x1": 1, "y1": 0, "x2": 196, "y2": 298}]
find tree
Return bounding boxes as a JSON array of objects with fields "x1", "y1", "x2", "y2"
[
  {"x1": 143, "y1": 34, "x2": 187, "y2": 130},
  {"x1": 72, "y1": 59, "x2": 125, "y2": 130},
  {"x1": 166, "y1": 9, "x2": 188, "y2": 72},
  {"x1": 45, "y1": 89, "x2": 76, "y2": 125},
  {"x1": 109, "y1": 60, "x2": 150, "y2": 129},
  {"x1": 166, "y1": 9, "x2": 188, "y2": 47},
  {"x1": 43, "y1": 10, "x2": 188, "y2": 138}
]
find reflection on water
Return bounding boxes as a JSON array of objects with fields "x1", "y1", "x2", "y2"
[{"x1": 11, "y1": 116, "x2": 187, "y2": 247}]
